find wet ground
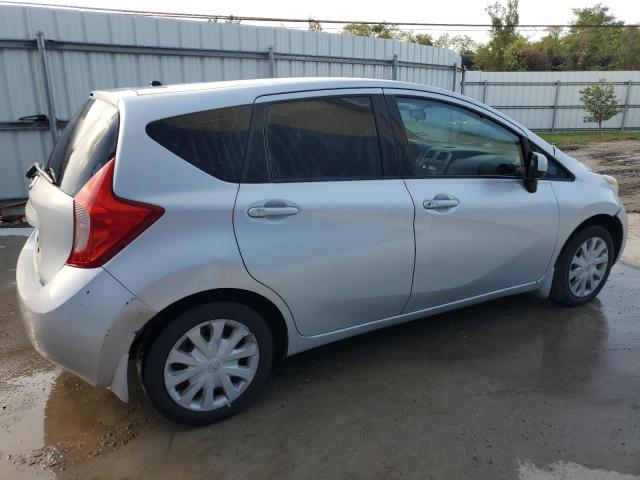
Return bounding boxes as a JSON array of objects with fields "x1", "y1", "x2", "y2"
[{"x1": 0, "y1": 230, "x2": 639, "y2": 480}]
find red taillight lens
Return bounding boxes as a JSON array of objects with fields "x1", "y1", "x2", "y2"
[{"x1": 66, "y1": 159, "x2": 164, "y2": 268}]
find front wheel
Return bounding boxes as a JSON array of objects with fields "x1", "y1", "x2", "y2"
[
  {"x1": 550, "y1": 225, "x2": 614, "y2": 307},
  {"x1": 142, "y1": 302, "x2": 273, "y2": 426}
]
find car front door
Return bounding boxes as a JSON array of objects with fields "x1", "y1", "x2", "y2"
[
  {"x1": 233, "y1": 89, "x2": 415, "y2": 336},
  {"x1": 385, "y1": 90, "x2": 559, "y2": 312}
]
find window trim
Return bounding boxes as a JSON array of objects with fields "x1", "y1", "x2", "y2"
[
  {"x1": 386, "y1": 93, "x2": 532, "y2": 181},
  {"x1": 243, "y1": 93, "x2": 399, "y2": 184}
]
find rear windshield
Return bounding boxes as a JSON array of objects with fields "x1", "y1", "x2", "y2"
[{"x1": 47, "y1": 99, "x2": 119, "y2": 196}]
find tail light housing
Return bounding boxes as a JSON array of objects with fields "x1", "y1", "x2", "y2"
[{"x1": 66, "y1": 159, "x2": 164, "y2": 268}]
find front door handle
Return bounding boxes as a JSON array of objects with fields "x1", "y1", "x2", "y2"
[
  {"x1": 423, "y1": 196, "x2": 460, "y2": 210},
  {"x1": 247, "y1": 206, "x2": 299, "y2": 218}
]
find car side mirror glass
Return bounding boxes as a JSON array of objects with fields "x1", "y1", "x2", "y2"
[{"x1": 531, "y1": 152, "x2": 548, "y2": 178}]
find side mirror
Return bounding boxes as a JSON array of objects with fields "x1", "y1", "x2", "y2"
[
  {"x1": 531, "y1": 152, "x2": 548, "y2": 178},
  {"x1": 524, "y1": 152, "x2": 548, "y2": 193}
]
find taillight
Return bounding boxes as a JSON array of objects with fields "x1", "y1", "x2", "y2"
[{"x1": 66, "y1": 159, "x2": 164, "y2": 268}]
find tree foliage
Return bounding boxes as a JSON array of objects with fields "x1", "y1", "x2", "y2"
[
  {"x1": 341, "y1": 23, "x2": 409, "y2": 40},
  {"x1": 434, "y1": 34, "x2": 479, "y2": 54},
  {"x1": 473, "y1": 2, "x2": 637, "y2": 71},
  {"x1": 337, "y1": 2, "x2": 637, "y2": 72},
  {"x1": 478, "y1": 0, "x2": 521, "y2": 70},
  {"x1": 563, "y1": 4, "x2": 624, "y2": 70},
  {"x1": 308, "y1": 19, "x2": 323, "y2": 32},
  {"x1": 579, "y1": 79, "x2": 621, "y2": 128}
]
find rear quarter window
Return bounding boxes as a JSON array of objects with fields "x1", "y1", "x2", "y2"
[
  {"x1": 47, "y1": 99, "x2": 119, "y2": 196},
  {"x1": 146, "y1": 105, "x2": 252, "y2": 183}
]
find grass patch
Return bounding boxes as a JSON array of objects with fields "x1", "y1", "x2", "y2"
[{"x1": 537, "y1": 130, "x2": 640, "y2": 147}]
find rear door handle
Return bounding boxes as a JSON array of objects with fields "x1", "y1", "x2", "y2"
[
  {"x1": 423, "y1": 197, "x2": 459, "y2": 210},
  {"x1": 247, "y1": 206, "x2": 299, "y2": 218}
]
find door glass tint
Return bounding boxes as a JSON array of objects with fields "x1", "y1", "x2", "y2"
[
  {"x1": 265, "y1": 96, "x2": 382, "y2": 182},
  {"x1": 146, "y1": 105, "x2": 252, "y2": 183},
  {"x1": 396, "y1": 98, "x2": 524, "y2": 177},
  {"x1": 47, "y1": 99, "x2": 119, "y2": 196}
]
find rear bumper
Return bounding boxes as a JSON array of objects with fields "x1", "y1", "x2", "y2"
[{"x1": 16, "y1": 232, "x2": 156, "y2": 392}]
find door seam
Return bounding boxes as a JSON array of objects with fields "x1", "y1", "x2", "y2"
[{"x1": 400, "y1": 177, "x2": 418, "y2": 314}]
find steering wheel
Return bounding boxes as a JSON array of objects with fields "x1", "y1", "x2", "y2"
[{"x1": 415, "y1": 148, "x2": 454, "y2": 175}]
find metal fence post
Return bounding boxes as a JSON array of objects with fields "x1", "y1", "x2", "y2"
[
  {"x1": 551, "y1": 80, "x2": 561, "y2": 132},
  {"x1": 482, "y1": 80, "x2": 488, "y2": 103},
  {"x1": 451, "y1": 62, "x2": 457, "y2": 92},
  {"x1": 460, "y1": 66, "x2": 466, "y2": 95},
  {"x1": 267, "y1": 46, "x2": 275, "y2": 78},
  {"x1": 35, "y1": 31, "x2": 58, "y2": 144},
  {"x1": 620, "y1": 79, "x2": 632, "y2": 131},
  {"x1": 391, "y1": 54, "x2": 398, "y2": 80}
]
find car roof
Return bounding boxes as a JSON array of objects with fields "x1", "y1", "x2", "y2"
[
  {"x1": 91, "y1": 77, "x2": 529, "y2": 136},
  {"x1": 99, "y1": 77, "x2": 445, "y2": 96}
]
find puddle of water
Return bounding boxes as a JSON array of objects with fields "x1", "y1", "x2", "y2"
[{"x1": 0, "y1": 369, "x2": 59, "y2": 479}]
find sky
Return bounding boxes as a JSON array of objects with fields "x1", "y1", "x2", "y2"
[{"x1": 7, "y1": 0, "x2": 640, "y2": 43}]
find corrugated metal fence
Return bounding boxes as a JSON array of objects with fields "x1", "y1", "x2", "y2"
[
  {"x1": 2, "y1": 5, "x2": 638, "y2": 202},
  {"x1": 0, "y1": 4, "x2": 461, "y2": 201},
  {"x1": 462, "y1": 71, "x2": 640, "y2": 132}
]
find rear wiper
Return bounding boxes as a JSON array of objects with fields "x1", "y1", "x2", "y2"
[{"x1": 26, "y1": 162, "x2": 55, "y2": 184}]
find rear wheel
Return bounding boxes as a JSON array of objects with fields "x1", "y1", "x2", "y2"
[
  {"x1": 550, "y1": 225, "x2": 614, "y2": 307},
  {"x1": 142, "y1": 302, "x2": 273, "y2": 425}
]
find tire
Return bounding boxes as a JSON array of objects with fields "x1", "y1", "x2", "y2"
[
  {"x1": 550, "y1": 225, "x2": 614, "y2": 307},
  {"x1": 142, "y1": 301, "x2": 274, "y2": 426}
]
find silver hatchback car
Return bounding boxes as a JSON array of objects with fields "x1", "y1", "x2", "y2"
[{"x1": 17, "y1": 78, "x2": 627, "y2": 425}]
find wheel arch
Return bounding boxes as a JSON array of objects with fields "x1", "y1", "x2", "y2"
[
  {"x1": 560, "y1": 213, "x2": 624, "y2": 262},
  {"x1": 129, "y1": 288, "x2": 289, "y2": 365}
]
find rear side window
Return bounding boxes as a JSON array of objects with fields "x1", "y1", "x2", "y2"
[
  {"x1": 146, "y1": 105, "x2": 252, "y2": 183},
  {"x1": 265, "y1": 97, "x2": 382, "y2": 182},
  {"x1": 47, "y1": 99, "x2": 119, "y2": 196}
]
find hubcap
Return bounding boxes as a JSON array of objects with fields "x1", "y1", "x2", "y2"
[
  {"x1": 568, "y1": 236, "x2": 609, "y2": 298},
  {"x1": 164, "y1": 319, "x2": 259, "y2": 412}
]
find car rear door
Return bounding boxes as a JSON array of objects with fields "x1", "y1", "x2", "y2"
[
  {"x1": 233, "y1": 89, "x2": 415, "y2": 336},
  {"x1": 25, "y1": 99, "x2": 119, "y2": 284},
  {"x1": 385, "y1": 89, "x2": 559, "y2": 312}
]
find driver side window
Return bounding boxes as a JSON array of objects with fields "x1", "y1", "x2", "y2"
[{"x1": 395, "y1": 97, "x2": 524, "y2": 178}]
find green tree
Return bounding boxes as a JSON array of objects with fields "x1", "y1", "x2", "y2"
[
  {"x1": 503, "y1": 37, "x2": 529, "y2": 71},
  {"x1": 616, "y1": 27, "x2": 640, "y2": 70},
  {"x1": 563, "y1": 4, "x2": 623, "y2": 70},
  {"x1": 580, "y1": 79, "x2": 621, "y2": 128},
  {"x1": 308, "y1": 19, "x2": 323, "y2": 32},
  {"x1": 410, "y1": 33, "x2": 434, "y2": 46},
  {"x1": 341, "y1": 23, "x2": 405, "y2": 40},
  {"x1": 341, "y1": 23, "x2": 440, "y2": 46},
  {"x1": 475, "y1": 0, "x2": 522, "y2": 71},
  {"x1": 536, "y1": 27, "x2": 566, "y2": 70},
  {"x1": 434, "y1": 34, "x2": 478, "y2": 54}
]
